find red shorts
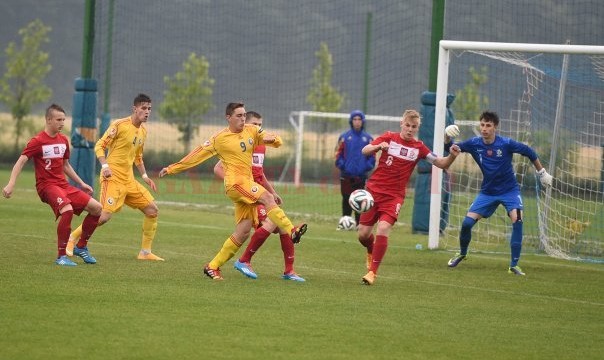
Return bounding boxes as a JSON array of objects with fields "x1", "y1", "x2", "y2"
[
  {"x1": 358, "y1": 191, "x2": 404, "y2": 227},
  {"x1": 39, "y1": 184, "x2": 91, "y2": 218},
  {"x1": 257, "y1": 204, "x2": 268, "y2": 224}
]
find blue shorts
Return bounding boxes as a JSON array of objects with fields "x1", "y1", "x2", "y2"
[{"x1": 469, "y1": 189, "x2": 523, "y2": 218}]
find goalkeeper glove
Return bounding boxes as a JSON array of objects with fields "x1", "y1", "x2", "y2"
[
  {"x1": 445, "y1": 124, "x2": 460, "y2": 138},
  {"x1": 537, "y1": 168, "x2": 553, "y2": 187}
]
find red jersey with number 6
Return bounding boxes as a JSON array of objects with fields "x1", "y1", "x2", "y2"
[
  {"x1": 21, "y1": 131, "x2": 70, "y2": 194},
  {"x1": 366, "y1": 131, "x2": 432, "y2": 197}
]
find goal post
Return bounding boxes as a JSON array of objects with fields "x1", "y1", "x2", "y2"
[
  {"x1": 430, "y1": 40, "x2": 604, "y2": 262},
  {"x1": 281, "y1": 111, "x2": 401, "y2": 187}
]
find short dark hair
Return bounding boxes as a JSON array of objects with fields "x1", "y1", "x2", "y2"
[
  {"x1": 246, "y1": 111, "x2": 261, "y2": 121},
  {"x1": 480, "y1": 111, "x2": 499, "y2": 126},
  {"x1": 46, "y1": 103, "x2": 66, "y2": 119},
  {"x1": 225, "y1": 102, "x2": 244, "y2": 116},
  {"x1": 134, "y1": 93, "x2": 152, "y2": 106}
]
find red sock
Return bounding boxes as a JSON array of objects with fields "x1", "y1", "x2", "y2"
[
  {"x1": 239, "y1": 227, "x2": 270, "y2": 263},
  {"x1": 359, "y1": 233, "x2": 374, "y2": 254},
  {"x1": 77, "y1": 214, "x2": 100, "y2": 248},
  {"x1": 369, "y1": 235, "x2": 388, "y2": 273},
  {"x1": 280, "y1": 233, "x2": 295, "y2": 274},
  {"x1": 57, "y1": 210, "x2": 74, "y2": 257}
]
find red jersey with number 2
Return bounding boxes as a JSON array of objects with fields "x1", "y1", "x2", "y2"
[
  {"x1": 366, "y1": 131, "x2": 432, "y2": 197},
  {"x1": 21, "y1": 131, "x2": 71, "y2": 195}
]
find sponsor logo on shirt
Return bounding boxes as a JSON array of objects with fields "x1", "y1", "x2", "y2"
[
  {"x1": 42, "y1": 144, "x2": 67, "y2": 159},
  {"x1": 387, "y1": 141, "x2": 419, "y2": 161}
]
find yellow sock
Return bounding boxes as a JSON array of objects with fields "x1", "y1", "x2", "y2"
[
  {"x1": 266, "y1": 206, "x2": 294, "y2": 234},
  {"x1": 209, "y1": 236, "x2": 240, "y2": 269},
  {"x1": 70, "y1": 224, "x2": 83, "y2": 241},
  {"x1": 141, "y1": 215, "x2": 158, "y2": 252}
]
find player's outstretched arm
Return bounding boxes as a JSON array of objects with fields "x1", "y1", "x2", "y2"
[
  {"x1": 159, "y1": 145, "x2": 214, "y2": 177},
  {"x1": 431, "y1": 144, "x2": 461, "y2": 170},
  {"x1": 2, "y1": 155, "x2": 28, "y2": 198}
]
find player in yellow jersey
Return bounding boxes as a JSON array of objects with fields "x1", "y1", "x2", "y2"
[
  {"x1": 159, "y1": 102, "x2": 307, "y2": 280},
  {"x1": 68, "y1": 93, "x2": 164, "y2": 261}
]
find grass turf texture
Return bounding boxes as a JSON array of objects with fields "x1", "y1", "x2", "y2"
[{"x1": 0, "y1": 169, "x2": 603, "y2": 359}]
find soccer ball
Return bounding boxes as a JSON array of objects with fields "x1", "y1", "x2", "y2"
[
  {"x1": 348, "y1": 189, "x2": 374, "y2": 214},
  {"x1": 337, "y1": 216, "x2": 356, "y2": 231}
]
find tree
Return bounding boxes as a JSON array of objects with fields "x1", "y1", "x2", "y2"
[
  {"x1": 306, "y1": 42, "x2": 346, "y2": 168},
  {"x1": 0, "y1": 19, "x2": 52, "y2": 152},
  {"x1": 452, "y1": 66, "x2": 489, "y2": 121},
  {"x1": 159, "y1": 53, "x2": 214, "y2": 152}
]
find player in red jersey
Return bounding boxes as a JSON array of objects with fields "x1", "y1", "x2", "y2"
[
  {"x1": 357, "y1": 109, "x2": 460, "y2": 285},
  {"x1": 214, "y1": 111, "x2": 304, "y2": 281},
  {"x1": 2, "y1": 104, "x2": 102, "y2": 266}
]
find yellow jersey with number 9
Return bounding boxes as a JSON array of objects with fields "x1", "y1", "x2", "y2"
[{"x1": 165, "y1": 124, "x2": 281, "y2": 190}]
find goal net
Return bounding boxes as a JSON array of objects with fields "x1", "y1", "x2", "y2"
[
  {"x1": 431, "y1": 41, "x2": 604, "y2": 263},
  {"x1": 278, "y1": 111, "x2": 400, "y2": 187}
]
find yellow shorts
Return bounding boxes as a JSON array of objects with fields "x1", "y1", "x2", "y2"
[
  {"x1": 226, "y1": 179, "x2": 265, "y2": 226},
  {"x1": 99, "y1": 178, "x2": 154, "y2": 213}
]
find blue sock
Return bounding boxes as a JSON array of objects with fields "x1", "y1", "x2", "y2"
[
  {"x1": 510, "y1": 221, "x2": 523, "y2": 267},
  {"x1": 459, "y1": 216, "x2": 477, "y2": 255}
]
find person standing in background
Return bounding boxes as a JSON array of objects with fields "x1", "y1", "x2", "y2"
[{"x1": 335, "y1": 110, "x2": 375, "y2": 229}]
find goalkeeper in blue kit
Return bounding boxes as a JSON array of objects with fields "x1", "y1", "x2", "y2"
[{"x1": 444, "y1": 111, "x2": 553, "y2": 275}]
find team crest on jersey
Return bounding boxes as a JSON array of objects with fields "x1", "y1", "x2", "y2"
[
  {"x1": 106, "y1": 197, "x2": 114, "y2": 206},
  {"x1": 248, "y1": 138, "x2": 254, "y2": 145},
  {"x1": 251, "y1": 186, "x2": 259, "y2": 193},
  {"x1": 108, "y1": 127, "x2": 117, "y2": 138}
]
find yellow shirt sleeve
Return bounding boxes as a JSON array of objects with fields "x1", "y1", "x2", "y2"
[{"x1": 166, "y1": 142, "x2": 216, "y2": 175}]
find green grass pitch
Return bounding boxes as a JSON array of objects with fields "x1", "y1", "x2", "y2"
[{"x1": 0, "y1": 169, "x2": 602, "y2": 359}]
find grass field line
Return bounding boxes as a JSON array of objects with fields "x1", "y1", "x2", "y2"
[
  {"x1": 373, "y1": 273, "x2": 604, "y2": 307},
  {"x1": 3, "y1": 222, "x2": 604, "y2": 306}
]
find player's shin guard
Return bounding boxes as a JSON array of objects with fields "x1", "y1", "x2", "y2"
[
  {"x1": 78, "y1": 214, "x2": 100, "y2": 248},
  {"x1": 57, "y1": 210, "x2": 74, "y2": 257},
  {"x1": 209, "y1": 236, "x2": 241, "y2": 269},
  {"x1": 368, "y1": 235, "x2": 388, "y2": 273},
  {"x1": 358, "y1": 233, "x2": 375, "y2": 254},
  {"x1": 141, "y1": 215, "x2": 158, "y2": 251},
  {"x1": 510, "y1": 220, "x2": 523, "y2": 267},
  {"x1": 280, "y1": 233, "x2": 295, "y2": 274},
  {"x1": 460, "y1": 216, "x2": 477, "y2": 255},
  {"x1": 266, "y1": 206, "x2": 294, "y2": 234},
  {"x1": 239, "y1": 228, "x2": 270, "y2": 263}
]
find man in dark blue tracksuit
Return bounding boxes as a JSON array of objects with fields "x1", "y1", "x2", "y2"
[{"x1": 335, "y1": 110, "x2": 376, "y2": 226}]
